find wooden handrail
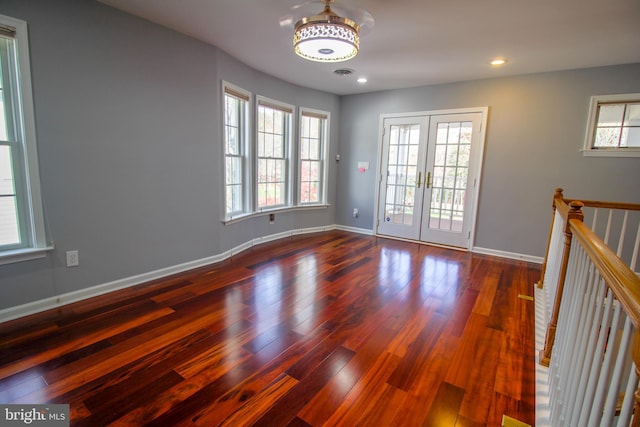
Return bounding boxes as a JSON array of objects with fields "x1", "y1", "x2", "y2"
[
  {"x1": 539, "y1": 188, "x2": 640, "y2": 423},
  {"x1": 564, "y1": 199, "x2": 640, "y2": 212},
  {"x1": 539, "y1": 189, "x2": 640, "y2": 366}
]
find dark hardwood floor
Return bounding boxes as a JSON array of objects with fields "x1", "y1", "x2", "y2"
[{"x1": 0, "y1": 231, "x2": 539, "y2": 426}]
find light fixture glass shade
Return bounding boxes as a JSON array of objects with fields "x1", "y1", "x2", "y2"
[{"x1": 293, "y1": 7, "x2": 360, "y2": 62}]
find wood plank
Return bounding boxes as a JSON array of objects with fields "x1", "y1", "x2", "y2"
[
  {"x1": 0, "y1": 231, "x2": 538, "y2": 426},
  {"x1": 250, "y1": 345, "x2": 355, "y2": 426},
  {"x1": 423, "y1": 381, "x2": 466, "y2": 426}
]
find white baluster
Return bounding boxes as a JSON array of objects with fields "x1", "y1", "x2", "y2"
[
  {"x1": 588, "y1": 297, "x2": 624, "y2": 426},
  {"x1": 602, "y1": 315, "x2": 634, "y2": 423},
  {"x1": 615, "y1": 355, "x2": 639, "y2": 426}
]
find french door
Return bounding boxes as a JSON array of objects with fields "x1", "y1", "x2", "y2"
[{"x1": 376, "y1": 110, "x2": 485, "y2": 249}]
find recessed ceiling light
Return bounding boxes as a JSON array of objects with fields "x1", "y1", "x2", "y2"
[
  {"x1": 357, "y1": 77, "x2": 368, "y2": 84},
  {"x1": 490, "y1": 58, "x2": 507, "y2": 66}
]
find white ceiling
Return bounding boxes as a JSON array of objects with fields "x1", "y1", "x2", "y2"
[{"x1": 98, "y1": 0, "x2": 640, "y2": 95}]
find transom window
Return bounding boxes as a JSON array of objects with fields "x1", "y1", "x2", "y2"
[{"x1": 583, "y1": 94, "x2": 640, "y2": 157}]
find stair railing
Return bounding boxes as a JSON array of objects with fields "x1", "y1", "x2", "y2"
[{"x1": 537, "y1": 188, "x2": 640, "y2": 425}]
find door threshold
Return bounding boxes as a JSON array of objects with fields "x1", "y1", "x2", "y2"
[{"x1": 375, "y1": 233, "x2": 469, "y2": 252}]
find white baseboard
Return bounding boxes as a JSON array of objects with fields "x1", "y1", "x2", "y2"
[
  {"x1": 472, "y1": 246, "x2": 543, "y2": 264},
  {"x1": 0, "y1": 225, "x2": 337, "y2": 324},
  {"x1": 0, "y1": 226, "x2": 540, "y2": 323},
  {"x1": 334, "y1": 225, "x2": 374, "y2": 235}
]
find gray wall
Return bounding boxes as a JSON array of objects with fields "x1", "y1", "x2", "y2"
[
  {"x1": 0, "y1": 0, "x2": 339, "y2": 310},
  {"x1": 1, "y1": 0, "x2": 638, "y2": 314},
  {"x1": 336, "y1": 65, "x2": 640, "y2": 257}
]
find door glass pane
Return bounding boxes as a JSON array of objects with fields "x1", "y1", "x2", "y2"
[
  {"x1": 429, "y1": 121, "x2": 472, "y2": 232},
  {"x1": 383, "y1": 124, "x2": 420, "y2": 226}
]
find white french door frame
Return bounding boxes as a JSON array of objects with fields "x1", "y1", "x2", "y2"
[{"x1": 373, "y1": 107, "x2": 488, "y2": 250}]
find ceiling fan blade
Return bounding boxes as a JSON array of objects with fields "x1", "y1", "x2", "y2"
[{"x1": 279, "y1": 1, "x2": 374, "y2": 32}]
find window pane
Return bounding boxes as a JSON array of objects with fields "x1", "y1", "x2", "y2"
[
  {"x1": 226, "y1": 127, "x2": 238, "y2": 155},
  {"x1": 300, "y1": 138, "x2": 309, "y2": 159},
  {"x1": 264, "y1": 133, "x2": 274, "y2": 157},
  {"x1": 309, "y1": 139, "x2": 319, "y2": 160},
  {"x1": 0, "y1": 146, "x2": 19, "y2": 245},
  {"x1": 257, "y1": 133, "x2": 265, "y2": 157},
  {"x1": 621, "y1": 127, "x2": 640, "y2": 147},
  {"x1": 623, "y1": 104, "x2": 640, "y2": 126},
  {"x1": 594, "y1": 127, "x2": 620, "y2": 147},
  {"x1": 225, "y1": 96, "x2": 238, "y2": 126},
  {"x1": 0, "y1": 196, "x2": 19, "y2": 245},
  {"x1": 309, "y1": 116, "x2": 319, "y2": 136},
  {"x1": 274, "y1": 135, "x2": 283, "y2": 157},
  {"x1": 226, "y1": 157, "x2": 241, "y2": 185},
  {"x1": 597, "y1": 104, "x2": 624, "y2": 127},
  {"x1": 0, "y1": 88, "x2": 7, "y2": 141}
]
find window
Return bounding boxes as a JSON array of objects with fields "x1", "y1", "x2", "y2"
[
  {"x1": 256, "y1": 98, "x2": 292, "y2": 209},
  {"x1": 220, "y1": 84, "x2": 330, "y2": 223},
  {"x1": 223, "y1": 83, "x2": 250, "y2": 220},
  {"x1": 583, "y1": 94, "x2": 640, "y2": 157},
  {"x1": 0, "y1": 15, "x2": 48, "y2": 264},
  {"x1": 299, "y1": 109, "x2": 328, "y2": 205}
]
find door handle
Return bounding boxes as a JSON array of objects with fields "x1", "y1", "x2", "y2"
[
  {"x1": 417, "y1": 172, "x2": 422, "y2": 188},
  {"x1": 426, "y1": 171, "x2": 431, "y2": 189}
]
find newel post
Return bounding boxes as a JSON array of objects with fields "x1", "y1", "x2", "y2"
[
  {"x1": 537, "y1": 188, "x2": 564, "y2": 289},
  {"x1": 539, "y1": 199, "x2": 584, "y2": 367}
]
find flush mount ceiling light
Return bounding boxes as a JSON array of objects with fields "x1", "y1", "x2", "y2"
[
  {"x1": 293, "y1": 0, "x2": 360, "y2": 62},
  {"x1": 490, "y1": 58, "x2": 508, "y2": 66}
]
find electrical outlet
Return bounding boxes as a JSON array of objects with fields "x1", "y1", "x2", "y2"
[
  {"x1": 353, "y1": 208, "x2": 359, "y2": 218},
  {"x1": 66, "y1": 250, "x2": 79, "y2": 267}
]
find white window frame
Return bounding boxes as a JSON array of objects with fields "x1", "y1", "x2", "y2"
[
  {"x1": 298, "y1": 108, "x2": 330, "y2": 206},
  {"x1": 222, "y1": 81, "x2": 251, "y2": 221},
  {"x1": 0, "y1": 14, "x2": 50, "y2": 265},
  {"x1": 582, "y1": 93, "x2": 640, "y2": 158},
  {"x1": 255, "y1": 96, "x2": 294, "y2": 211}
]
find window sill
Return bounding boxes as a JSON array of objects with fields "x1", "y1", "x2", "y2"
[
  {"x1": 582, "y1": 149, "x2": 640, "y2": 158},
  {"x1": 0, "y1": 245, "x2": 55, "y2": 266},
  {"x1": 223, "y1": 204, "x2": 330, "y2": 225}
]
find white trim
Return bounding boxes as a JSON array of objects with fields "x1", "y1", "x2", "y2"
[
  {"x1": 581, "y1": 148, "x2": 640, "y2": 158},
  {"x1": 255, "y1": 95, "x2": 295, "y2": 209},
  {"x1": 0, "y1": 245, "x2": 54, "y2": 266},
  {"x1": 222, "y1": 204, "x2": 330, "y2": 225},
  {"x1": 0, "y1": 226, "x2": 545, "y2": 324},
  {"x1": 334, "y1": 224, "x2": 374, "y2": 235},
  {"x1": 298, "y1": 107, "x2": 330, "y2": 206},
  {"x1": 472, "y1": 246, "x2": 544, "y2": 264},
  {"x1": 221, "y1": 80, "x2": 252, "y2": 221},
  {"x1": 374, "y1": 106, "x2": 489, "y2": 250},
  {"x1": 0, "y1": 14, "x2": 48, "y2": 254},
  {"x1": 0, "y1": 225, "x2": 333, "y2": 324}
]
